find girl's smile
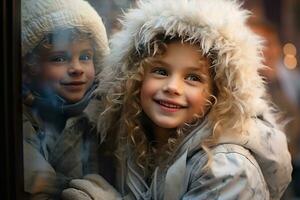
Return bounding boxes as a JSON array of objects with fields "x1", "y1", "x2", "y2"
[
  {"x1": 140, "y1": 41, "x2": 213, "y2": 136},
  {"x1": 154, "y1": 99, "x2": 188, "y2": 113}
]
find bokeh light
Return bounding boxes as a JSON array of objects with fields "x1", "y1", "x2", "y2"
[
  {"x1": 284, "y1": 54, "x2": 297, "y2": 69},
  {"x1": 283, "y1": 43, "x2": 297, "y2": 56}
]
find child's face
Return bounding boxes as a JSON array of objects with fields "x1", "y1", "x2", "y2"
[
  {"x1": 140, "y1": 41, "x2": 212, "y2": 129},
  {"x1": 34, "y1": 39, "x2": 95, "y2": 103}
]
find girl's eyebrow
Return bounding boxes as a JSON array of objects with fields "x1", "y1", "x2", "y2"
[
  {"x1": 150, "y1": 59, "x2": 198, "y2": 69},
  {"x1": 185, "y1": 66, "x2": 203, "y2": 71},
  {"x1": 150, "y1": 59, "x2": 170, "y2": 67},
  {"x1": 187, "y1": 60, "x2": 210, "y2": 72}
]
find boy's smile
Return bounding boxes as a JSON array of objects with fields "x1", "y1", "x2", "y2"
[
  {"x1": 61, "y1": 80, "x2": 87, "y2": 91},
  {"x1": 34, "y1": 39, "x2": 95, "y2": 103},
  {"x1": 140, "y1": 41, "x2": 213, "y2": 135}
]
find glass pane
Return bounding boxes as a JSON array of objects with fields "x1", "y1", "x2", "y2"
[{"x1": 21, "y1": 0, "x2": 134, "y2": 198}]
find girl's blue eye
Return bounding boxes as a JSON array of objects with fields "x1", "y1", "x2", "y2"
[
  {"x1": 151, "y1": 67, "x2": 168, "y2": 76},
  {"x1": 186, "y1": 74, "x2": 202, "y2": 82}
]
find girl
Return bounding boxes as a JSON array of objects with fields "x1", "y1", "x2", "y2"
[
  {"x1": 67, "y1": 0, "x2": 292, "y2": 199},
  {"x1": 22, "y1": 0, "x2": 109, "y2": 198}
]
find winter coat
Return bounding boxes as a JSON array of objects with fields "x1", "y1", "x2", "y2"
[
  {"x1": 120, "y1": 117, "x2": 291, "y2": 200},
  {"x1": 21, "y1": 0, "x2": 110, "y2": 197},
  {"x1": 23, "y1": 97, "x2": 102, "y2": 198},
  {"x1": 99, "y1": 0, "x2": 293, "y2": 199}
]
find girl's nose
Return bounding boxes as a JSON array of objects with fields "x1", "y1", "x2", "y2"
[
  {"x1": 68, "y1": 60, "x2": 84, "y2": 76},
  {"x1": 163, "y1": 76, "x2": 183, "y2": 95}
]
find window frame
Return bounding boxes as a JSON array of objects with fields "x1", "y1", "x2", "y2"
[{"x1": 1, "y1": 0, "x2": 23, "y2": 199}]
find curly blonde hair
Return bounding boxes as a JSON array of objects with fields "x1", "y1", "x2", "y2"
[{"x1": 97, "y1": 35, "x2": 217, "y2": 176}]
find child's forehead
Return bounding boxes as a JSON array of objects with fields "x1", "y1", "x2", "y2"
[
  {"x1": 36, "y1": 29, "x2": 94, "y2": 52},
  {"x1": 153, "y1": 41, "x2": 208, "y2": 62},
  {"x1": 43, "y1": 28, "x2": 92, "y2": 44},
  {"x1": 50, "y1": 37, "x2": 91, "y2": 47},
  {"x1": 165, "y1": 41, "x2": 202, "y2": 54},
  {"x1": 34, "y1": 39, "x2": 94, "y2": 58}
]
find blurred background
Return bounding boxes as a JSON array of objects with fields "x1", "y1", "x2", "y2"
[{"x1": 88, "y1": 0, "x2": 300, "y2": 199}]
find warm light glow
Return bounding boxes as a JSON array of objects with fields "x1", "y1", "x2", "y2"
[
  {"x1": 283, "y1": 43, "x2": 297, "y2": 56},
  {"x1": 284, "y1": 55, "x2": 297, "y2": 70}
]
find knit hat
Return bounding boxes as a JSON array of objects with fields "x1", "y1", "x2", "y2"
[{"x1": 21, "y1": 0, "x2": 109, "y2": 73}]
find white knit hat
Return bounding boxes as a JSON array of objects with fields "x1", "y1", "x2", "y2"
[{"x1": 22, "y1": 0, "x2": 109, "y2": 73}]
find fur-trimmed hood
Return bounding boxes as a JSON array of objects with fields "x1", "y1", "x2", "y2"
[{"x1": 100, "y1": 0, "x2": 271, "y2": 135}]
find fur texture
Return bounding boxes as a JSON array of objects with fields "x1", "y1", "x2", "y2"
[{"x1": 100, "y1": 0, "x2": 270, "y2": 138}]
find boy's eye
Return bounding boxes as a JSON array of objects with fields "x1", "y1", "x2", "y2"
[
  {"x1": 79, "y1": 53, "x2": 92, "y2": 61},
  {"x1": 151, "y1": 67, "x2": 168, "y2": 76},
  {"x1": 186, "y1": 74, "x2": 202, "y2": 82},
  {"x1": 49, "y1": 55, "x2": 67, "y2": 63}
]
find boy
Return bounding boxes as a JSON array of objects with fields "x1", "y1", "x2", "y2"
[{"x1": 22, "y1": 0, "x2": 109, "y2": 198}]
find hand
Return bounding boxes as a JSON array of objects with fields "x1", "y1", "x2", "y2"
[{"x1": 61, "y1": 174, "x2": 121, "y2": 200}]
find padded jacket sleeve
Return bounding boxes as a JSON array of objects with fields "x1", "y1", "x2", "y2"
[{"x1": 182, "y1": 144, "x2": 269, "y2": 200}]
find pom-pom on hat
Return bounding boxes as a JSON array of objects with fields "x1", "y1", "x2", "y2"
[{"x1": 22, "y1": 0, "x2": 109, "y2": 73}]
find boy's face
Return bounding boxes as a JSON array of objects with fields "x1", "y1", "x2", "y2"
[
  {"x1": 140, "y1": 41, "x2": 213, "y2": 130},
  {"x1": 33, "y1": 39, "x2": 95, "y2": 103}
]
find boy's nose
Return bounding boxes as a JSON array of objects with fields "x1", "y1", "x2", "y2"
[
  {"x1": 68, "y1": 61, "x2": 84, "y2": 76},
  {"x1": 163, "y1": 76, "x2": 183, "y2": 95}
]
